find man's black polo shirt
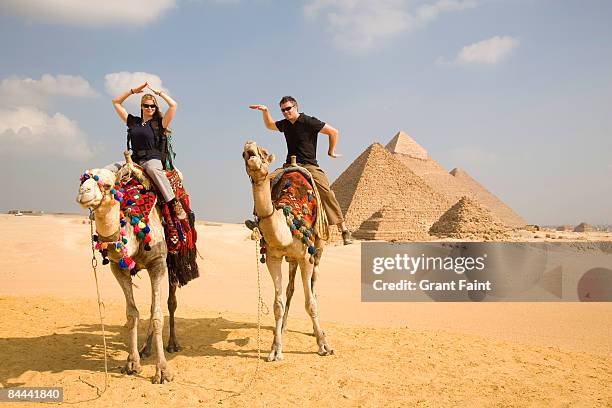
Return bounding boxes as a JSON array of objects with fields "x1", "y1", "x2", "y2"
[{"x1": 275, "y1": 113, "x2": 325, "y2": 166}]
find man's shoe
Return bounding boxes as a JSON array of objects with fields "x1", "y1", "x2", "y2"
[
  {"x1": 342, "y1": 230, "x2": 353, "y2": 245},
  {"x1": 172, "y1": 200, "x2": 187, "y2": 220},
  {"x1": 245, "y1": 219, "x2": 259, "y2": 231}
]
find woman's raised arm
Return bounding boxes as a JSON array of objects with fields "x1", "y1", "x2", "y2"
[
  {"x1": 112, "y1": 82, "x2": 147, "y2": 123},
  {"x1": 148, "y1": 85, "x2": 177, "y2": 129}
]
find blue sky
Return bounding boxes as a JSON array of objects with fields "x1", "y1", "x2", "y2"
[{"x1": 0, "y1": 0, "x2": 610, "y2": 225}]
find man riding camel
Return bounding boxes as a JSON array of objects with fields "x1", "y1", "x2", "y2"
[{"x1": 248, "y1": 96, "x2": 353, "y2": 245}]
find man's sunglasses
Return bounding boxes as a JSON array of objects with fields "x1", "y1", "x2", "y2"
[
  {"x1": 280, "y1": 105, "x2": 293, "y2": 113},
  {"x1": 142, "y1": 104, "x2": 157, "y2": 109}
]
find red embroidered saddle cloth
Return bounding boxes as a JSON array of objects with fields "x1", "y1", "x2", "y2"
[
  {"x1": 118, "y1": 166, "x2": 199, "y2": 286},
  {"x1": 272, "y1": 171, "x2": 318, "y2": 234}
]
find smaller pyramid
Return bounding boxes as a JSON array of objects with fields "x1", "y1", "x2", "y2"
[
  {"x1": 574, "y1": 222, "x2": 594, "y2": 232},
  {"x1": 353, "y1": 206, "x2": 430, "y2": 241},
  {"x1": 429, "y1": 196, "x2": 509, "y2": 240},
  {"x1": 386, "y1": 131, "x2": 429, "y2": 160},
  {"x1": 450, "y1": 167, "x2": 526, "y2": 228}
]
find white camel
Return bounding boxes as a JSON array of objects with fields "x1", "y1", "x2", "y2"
[
  {"x1": 76, "y1": 159, "x2": 175, "y2": 384},
  {"x1": 242, "y1": 141, "x2": 333, "y2": 361}
]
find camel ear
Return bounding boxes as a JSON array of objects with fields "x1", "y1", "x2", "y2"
[{"x1": 267, "y1": 154, "x2": 275, "y2": 164}]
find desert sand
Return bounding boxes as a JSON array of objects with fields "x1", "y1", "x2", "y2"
[{"x1": 0, "y1": 214, "x2": 610, "y2": 407}]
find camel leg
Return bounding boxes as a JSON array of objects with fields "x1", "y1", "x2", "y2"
[
  {"x1": 266, "y1": 256, "x2": 285, "y2": 362},
  {"x1": 139, "y1": 303, "x2": 154, "y2": 358},
  {"x1": 281, "y1": 261, "x2": 298, "y2": 333},
  {"x1": 299, "y1": 258, "x2": 333, "y2": 356},
  {"x1": 309, "y1": 245, "x2": 324, "y2": 336},
  {"x1": 166, "y1": 281, "x2": 181, "y2": 353},
  {"x1": 148, "y1": 260, "x2": 174, "y2": 384},
  {"x1": 110, "y1": 263, "x2": 142, "y2": 375}
]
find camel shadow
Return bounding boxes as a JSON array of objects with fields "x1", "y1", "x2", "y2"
[{"x1": 0, "y1": 316, "x2": 278, "y2": 386}]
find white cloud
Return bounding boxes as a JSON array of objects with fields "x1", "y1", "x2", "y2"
[
  {"x1": 105, "y1": 71, "x2": 169, "y2": 109},
  {"x1": 0, "y1": 107, "x2": 93, "y2": 160},
  {"x1": 303, "y1": 0, "x2": 479, "y2": 53},
  {"x1": 452, "y1": 36, "x2": 519, "y2": 65},
  {"x1": 0, "y1": 0, "x2": 176, "y2": 27},
  {"x1": 416, "y1": 0, "x2": 478, "y2": 22},
  {"x1": 0, "y1": 74, "x2": 98, "y2": 108}
]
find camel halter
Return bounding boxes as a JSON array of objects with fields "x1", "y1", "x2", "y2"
[{"x1": 80, "y1": 172, "x2": 112, "y2": 213}]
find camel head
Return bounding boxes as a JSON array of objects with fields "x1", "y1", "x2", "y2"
[
  {"x1": 76, "y1": 168, "x2": 117, "y2": 210},
  {"x1": 243, "y1": 141, "x2": 275, "y2": 183}
]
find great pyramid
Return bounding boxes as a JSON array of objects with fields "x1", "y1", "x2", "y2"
[
  {"x1": 330, "y1": 143, "x2": 451, "y2": 240},
  {"x1": 429, "y1": 196, "x2": 509, "y2": 240},
  {"x1": 386, "y1": 131, "x2": 526, "y2": 228}
]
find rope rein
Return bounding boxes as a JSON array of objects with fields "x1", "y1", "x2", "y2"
[
  {"x1": 43, "y1": 212, "x2": 110, "y2": 405},
  {"x1": 217, "y1": 226, "x2": 267, "y2": 402},
  {"x1": 88, "y1": 209, "x2": 110, "y2": 396}
]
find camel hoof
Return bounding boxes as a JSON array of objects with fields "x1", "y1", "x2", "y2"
[
  {"x1": 317, "y1": 343, "x2": 334, "y2": 356},
  {"x1": 152, "y1": 367, "x2": 174, "y2": 384},
  {"x1": 166, "y1": 342, "x2": 182, "y2": 353},
  {"x1": 267, "y1": 349, "x2": 283, "y2": 362},
  {"x1": 121, "y1": 360, "x2": 142, "y2": 375}
]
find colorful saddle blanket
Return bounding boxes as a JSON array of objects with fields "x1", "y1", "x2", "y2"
[
  {"x1": 272, "y1": 171, "x2": 318, "y2": 250},
  {"x1": 117, "y1": 166, "x2": 199, "y2": 286}
]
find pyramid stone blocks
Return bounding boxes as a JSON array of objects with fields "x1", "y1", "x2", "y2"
[{"x1": 331, "y1": 143, "x2": 451, "y2": 240}]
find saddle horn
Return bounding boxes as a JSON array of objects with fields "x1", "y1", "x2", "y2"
[{"x1": 124, "y1": 150, "x2": 133, "y2": 165}]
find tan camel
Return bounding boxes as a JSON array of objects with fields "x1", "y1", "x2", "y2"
[
  {"x1": 76, "y1": 159, "x2": 177, "y2": 384},
  {"x1": 242, "y1": 141, "x2": 333, "y2": 361}
]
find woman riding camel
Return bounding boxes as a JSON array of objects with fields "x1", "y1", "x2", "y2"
[{"x1": 111, "y1": 82, "x2": 187, "y2": 219}]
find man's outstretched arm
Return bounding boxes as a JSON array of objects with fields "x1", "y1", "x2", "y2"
[
  {"x1": 249, "y1": 105, "x2": 278, "y2": 131},
  {"x1": 320, "y1": 124, "x2": 340, "y2": 158}
]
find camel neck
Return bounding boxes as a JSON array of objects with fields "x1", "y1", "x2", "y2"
[
  {"x1": 94, "y1": 202, "x2": 121, "y2": 238},
  {"x1": 251, "y1": 177, "x2": 293, "y2": 247},
  {"x1": 252, "y1": 177, "x2": 273, "y2": 219}
]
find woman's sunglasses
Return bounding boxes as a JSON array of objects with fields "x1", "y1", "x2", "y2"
[{"x1": 142, "y1": 104, "x2": 157, "y2": 109}]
